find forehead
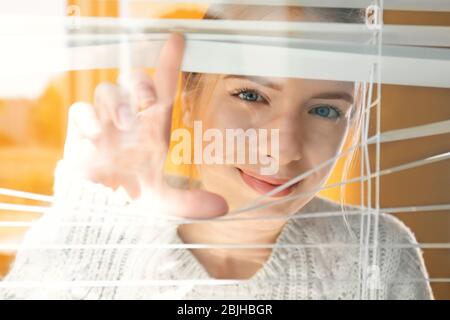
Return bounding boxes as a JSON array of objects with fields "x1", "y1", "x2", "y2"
[
  {"x1": 289, "y1": 78, "x2": 355, "y2": 94},
  {"x1": 213, "y1": 6, "x2": 354, "y2": 91}
]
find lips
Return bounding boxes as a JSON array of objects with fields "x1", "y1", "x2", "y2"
[{"x1": 237, "y1": 168, "x2": 300, "y2": 197}]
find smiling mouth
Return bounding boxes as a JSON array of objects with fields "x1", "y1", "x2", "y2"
[{"x1": 237, "y1": 168, "x2": 301, "y2": 197}]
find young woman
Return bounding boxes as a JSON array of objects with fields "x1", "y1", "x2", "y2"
[{"x1": 1, "y1": 5, "x2": 432, "y2": 299}]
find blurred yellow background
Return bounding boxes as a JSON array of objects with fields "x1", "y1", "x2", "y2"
[{"x1": 0, "y1": 1, "x2": 448, "y2": 298}]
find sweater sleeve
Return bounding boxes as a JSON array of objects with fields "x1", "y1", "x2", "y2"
[
  {"x1": 383, "y1": 215, "x2": 434, "y2": 300},
  {"x1": 387, "y1": 245, "x2": 434, "y2": 300},
  {"x1": 0, "y1": 160, "x2": 177, "y2": 300}
]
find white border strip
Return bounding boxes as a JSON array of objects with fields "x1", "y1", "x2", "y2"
[{"x1": 155, "y1": 0, "x2": 450, "y2": 12}]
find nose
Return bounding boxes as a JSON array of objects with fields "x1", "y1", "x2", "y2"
[{"x1": 267, "y1": 116, "x2": 303, "y2": 166}]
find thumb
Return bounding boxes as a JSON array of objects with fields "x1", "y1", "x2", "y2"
[
  {"x1": 137, "y1": 179, "x2": 229, "y2": 219},
  {"x1": 63, "y1": 102, "x2": 101, "y2": 173}
]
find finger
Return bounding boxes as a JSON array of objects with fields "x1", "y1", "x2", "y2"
[
  {"x1": 138, "y1": 184, "x2": 228, "y2": 219},
  {"x1": 165, "y1": 188, "x2": 229, "y2": 219},
  {"x1": 68, "y1": 102, "x2": 101, "y2": 139},
  {"x1": 153, "y1": 33, "x2": 185, "y2": 106},
  {"x1": 120, "y1": 176, "x2": 141, "y2": 200},
  {"x1": 63, "y1": 102, "x2": 100, "y2": 168},
  {"x1": 128, "y1": 70, "x2": 157, "y2": 113},
  {"x1": 94, "y1": 82, "x2": 135, "y2": 131}
]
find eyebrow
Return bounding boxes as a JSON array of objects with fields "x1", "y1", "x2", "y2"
[
  {"x1": 223, "y1": 75, "x2": 283, "y2": 91},
  {"x1": 309, "y1": 92, "x2": 354, "y2": 104},
  {"x1": 224, "y1": 75, "x2": 354, "y2": 104}
]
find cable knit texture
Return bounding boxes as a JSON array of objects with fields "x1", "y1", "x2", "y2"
[{"x1": 0, "y1": 161, "x2": 433, "y2": 300}]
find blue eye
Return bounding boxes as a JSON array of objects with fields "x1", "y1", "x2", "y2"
[
  {"x1": 234, "y1": 89, "x2": 267, "y2": 103},
  {"x1": 309, "y1": 105, "x2": 342, "y2": 119}
]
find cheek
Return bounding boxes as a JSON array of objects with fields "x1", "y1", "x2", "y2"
[
  {"x1": 192, "y1": 97, "x2": 248, "y2": 174},
  {"x1": 196, "y1": 95, "x2": 254, "y2": 132},
  {"x1": 303, "y1": 118, "x2": 349, "y2": 152},
  {"x1": 301, "y1": 119, "x2": 350, "y2": 177}
]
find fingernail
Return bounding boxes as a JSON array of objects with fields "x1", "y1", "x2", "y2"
[
  {"x1": 138, "y1": 85, "x2": 156, "y2": 108},
  {"x1": 117, "y1": 104, "x2": 134, "y2": 130}
]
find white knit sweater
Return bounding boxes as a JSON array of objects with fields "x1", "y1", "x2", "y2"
[{"x1": 0, "y1": 161, "x2": 433, "y2": 300}]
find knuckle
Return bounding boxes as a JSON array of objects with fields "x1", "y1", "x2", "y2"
[
  {"x1": 94, "y1": 82, "x2": 117, "y2": 101},
  {"x1": 131, "y1": 70, "x2": 152, "y2": 83}
]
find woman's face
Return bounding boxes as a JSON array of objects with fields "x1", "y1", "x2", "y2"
[
  {"x1": 186, "y1": 75, "x2": 357, "y2": 216},
  {"x1": 179, "y1": 5, "x2": 359, "y2": 217}
]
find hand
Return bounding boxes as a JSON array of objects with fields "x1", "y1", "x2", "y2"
[{"x1": 63, "y1": 33, "x2": 228, "y2": 219}]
